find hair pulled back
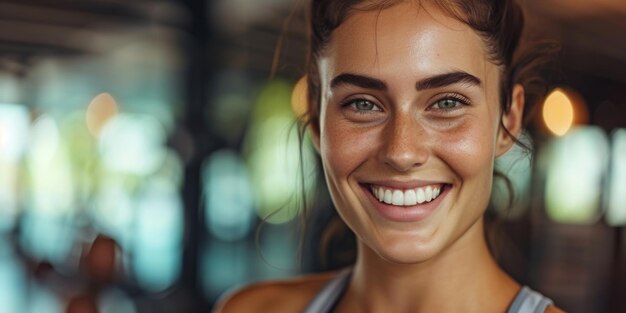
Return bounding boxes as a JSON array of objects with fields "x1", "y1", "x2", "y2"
[
  {"x1": 304, "y1": 0, "x2": 554, "y2": 138},
  {"x1": 297, "y1": 0, "x2": 558, "y2": 268}
]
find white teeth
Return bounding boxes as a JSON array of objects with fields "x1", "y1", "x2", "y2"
[
  {"x1": 371, "y1": 184, "x2": 444, "y2": 206},
  {"x1": 404, "y1": 189, "x2": 417, "y2": 206},
  {"x1": 375, "y1": 188, "x2": 382, "y2": 201},
  {"x1": 425, "y1": 186, "x2": 433, "y2": 202},
  {"x1": 392, "y1": 190, "x2": 403, "y2": 205},
  {"x1": 416, "y1": 188, "x2": 425, "y2": 204},
  {"x1": 383, "y1": 189, "x2": 392, "y2": 203}
]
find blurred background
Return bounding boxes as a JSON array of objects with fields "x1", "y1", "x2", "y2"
[{"x1": 0, "y1": 0, "x2": 624, "y2": 312}]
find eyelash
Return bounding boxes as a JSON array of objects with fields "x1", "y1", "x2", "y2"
[
  {"x1": 341, "y1": 98, "x2": 382, "y2": 113},
  {"x1": 429, "y1": 93, "x2": 471, "y2": 111},
  {"x1": 340, "y1": 93, "x2": 470, "y2": 114}
]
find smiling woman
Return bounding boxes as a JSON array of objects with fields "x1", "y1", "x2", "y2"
[{"x1": 214, "y1": 0, "x2": 563, "y2": 312}]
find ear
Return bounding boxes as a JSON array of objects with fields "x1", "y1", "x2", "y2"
[
  {"x1": 496, "y1": 84, "x2": 525, "y2": 157},
  {"x1": 292, "y1": 76, "x2": 321, "y2": 153}
]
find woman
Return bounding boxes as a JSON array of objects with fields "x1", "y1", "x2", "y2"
[{"x1": 216, "y1": 0, "x2": 564, "y2": 312}]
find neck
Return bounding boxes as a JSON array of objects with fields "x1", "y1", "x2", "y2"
[{"x1": 341, "y1": 218, "x2": 519, "y2": 313}]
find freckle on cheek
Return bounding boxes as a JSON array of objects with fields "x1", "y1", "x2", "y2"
[{"x1": 436, "y1": 123, "x2": 492, "y2": 175}]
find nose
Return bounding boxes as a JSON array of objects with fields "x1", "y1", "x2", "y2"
[{"x1": 378, "y1": 113, "x2": 429, "y2": 172}]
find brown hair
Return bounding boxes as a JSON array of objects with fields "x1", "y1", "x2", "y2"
[
  {"x1": 303, "y1": 0, "x2": 558, "y2": 143},
  {"x1": 298, "y1": 0, "x2": 558, "y2": 268}
]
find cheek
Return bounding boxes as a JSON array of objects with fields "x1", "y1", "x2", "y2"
[
  {"x1": 433, "y1": 116, "x2": 497, "y2": 181},
  {"x1": 319, "y1": 120, "x2": 376, "y2": 226},
  {"x1": 320, "y1": 120, "x2": 376, "y2": 178}
]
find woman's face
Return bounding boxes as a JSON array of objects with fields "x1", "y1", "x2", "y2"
[{"x1": 314, "y1": 1, "x2": 519, "y2": 264}]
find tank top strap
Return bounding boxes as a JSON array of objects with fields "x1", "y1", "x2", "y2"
[
  {"x1": 507, "y1": 286, "x2": 554, "y2": 313},
  {"x1": 303, "y1": 272, "x2": 553, "y2": 313},
  {"x1": 302, "y1": 269, "x2": 352, "y2": 313}
]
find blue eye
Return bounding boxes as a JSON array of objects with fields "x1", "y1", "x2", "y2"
[
  {"x1": 435, "y1": 99, "x2": 462, "y2": 109},
  {"x1": 346, "y1": 99, "x2": 382, "y2": 112},
  {"x1": 431, "y1": 95, "x2": 470, "y2": 111}
]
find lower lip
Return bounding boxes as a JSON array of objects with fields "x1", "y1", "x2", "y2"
[{"x1": 361, "y1": 184, "x2": 450, "y2": 223}]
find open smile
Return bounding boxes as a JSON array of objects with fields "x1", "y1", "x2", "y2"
[
  {"x1": 370, "y1": 184, "x2": 444, "y2": 206},
  {"x1": 360, "y1": 182, "x2": 452, "y2": 222}
]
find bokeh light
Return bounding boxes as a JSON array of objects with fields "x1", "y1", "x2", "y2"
[
  {"x1": 491, "y1": 132, "x2": 533, "y2": 219},
  {"x1": 542, "y1": 88, "x2": 575, "y2": 136},
  {"x1": 204, "y1": 149, "x2": 255, "y2": 241},
  {"x1": 26, "y1": 115, "x2": 76, "y2": 216},
  {"x1": 245, "y1": 80, "x2": 317, "y2": 224},
  {"x1": 93, "y1": 176, "x2": 136, "y2": 247},
  {"x1": 291, "y1": 76, "x2": 308, "y2": 118},
  {"x1": 19, "y1": 212, "x2": 77, "y2": 266},
  {"x1": 0, "y1": 103, "x2": 30, "y2": 162},
  {"x1": 0, "y1": 4, "x2": 191, "y2": 311},
  {"x1": 544, "y1": 127, "x2": 608, "y2": 224},
  {"x1": 26, "y1": 283, "x2": 63, "y2": 313},
  {"x1": 606, "y1": 128, "x2": 626, "y2": 226},
  {"x1": 86, "y1": 92, "x2": 119, "y2": 137},
  {"x1": 28, "y1": 115, "x2": 61, "y2": 166},
  {"x1": 98, "y1": 113, "x2": 167, "y2": 175},
  {"x1": 201, "y1": 241, "x2": 251, "y2": 300},
  {"x1": 4, "y1": 2, "x2": 625, "y2": 312},
  {"x1": 98, "y1": 288, "x2": 137, "y2": 313},
  {"x1": 132, "y1": 178, "x2": 183, "y2": 292},
  {"x1": 0, "y1": 103, "x2": 30, "y2": 231},
  {"x1": 0, "y1": 243, "x2": 27, "y2": 313}
]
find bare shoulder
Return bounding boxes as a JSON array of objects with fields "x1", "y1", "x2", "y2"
[
  {"x1": 546, "y1": 305, "x2": 567, "y2": 313},
  {"x1": 212, "y1": 271, "x2": 339, "y2": 313}
]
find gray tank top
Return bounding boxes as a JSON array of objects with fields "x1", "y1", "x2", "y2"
[{"x1": 303, "y1": 269, "x2": 553, "y2": 313}]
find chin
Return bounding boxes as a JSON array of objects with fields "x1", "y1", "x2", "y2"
[
  {"x1": 363, "y1": 229, "x2": 446, "y2": 265},
  {"x1": 379, "y1": 249, "x2": 440, "y2": 265}
]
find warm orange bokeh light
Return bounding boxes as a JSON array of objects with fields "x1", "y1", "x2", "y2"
[
  {"x1": 291, "y1": 76, "x2": 308, "y2": 118},
  {"x1": 543, "y1": 88, "x2": 575, "y2": 136},
  {"x1": 86, "y1": 92, "x2": 118, "y2": 137}
]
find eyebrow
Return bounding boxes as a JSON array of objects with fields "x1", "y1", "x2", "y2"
[
  {"x1": 415, "y1": 71, "x2": 482, "y2": 90},
  {"x1": 330, "y1": 73, "x2": 387, "y2": 90},
  {"x1": 329, "y1": 71, "x2": 482, "y2": 91}
]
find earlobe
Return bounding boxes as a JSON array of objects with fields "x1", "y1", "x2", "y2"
[{"x1": 496, "y1": 84, "x2": 525, "y2": 157}]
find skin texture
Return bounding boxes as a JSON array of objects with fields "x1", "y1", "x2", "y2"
[
  {"x1": 312, "y1": 2, "x2": 521, "y2": 311},
  {"x1": 215, "y1": 2, "x2": 564, "y2": 312},
  {"x1": 317, "y1": 2, "x2": 504, "y2": 266}
]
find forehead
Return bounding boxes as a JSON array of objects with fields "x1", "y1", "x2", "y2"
[{"x1": 321, "y1": 1, "x2": 495, "y2": 84}]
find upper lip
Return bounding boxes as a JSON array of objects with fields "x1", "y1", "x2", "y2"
[{"x1": 363, "y1": 179, "x2": 448, "y2": 190}]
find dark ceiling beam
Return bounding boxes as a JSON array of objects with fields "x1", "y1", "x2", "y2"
[
  {"x1": 0, "y1": 2, "x2": 148, "y2": 29},
  {"x1": 0, "y1": 0, "x2": 175, "y2": 24}
]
